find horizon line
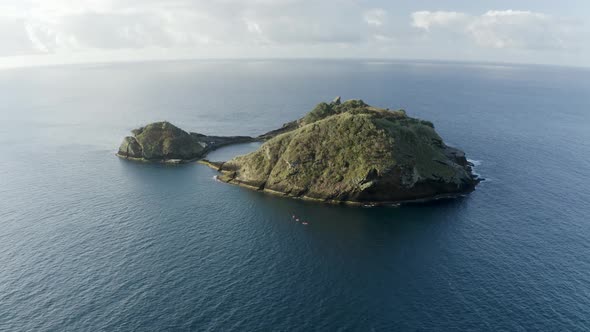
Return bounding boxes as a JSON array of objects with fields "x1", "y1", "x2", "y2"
[{"x1": 1, "y1": 56, "x2": 588, "y2": 72}]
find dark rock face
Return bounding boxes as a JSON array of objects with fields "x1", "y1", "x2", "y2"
[
  {"x1": 117, "y1": 121, "x2": 254, "y2": 162},
  {"x1": 210, "y1": 99, "x2": 480, "y2": 204},
  {"x1": 118, "y1": 136, "x2": 143, "y2": 158}
]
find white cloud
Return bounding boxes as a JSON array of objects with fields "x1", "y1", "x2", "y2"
[
  {"x1": 0, "y1": 0, "x2": 384, "y2": 54},
  {"x1": 364, "y1": 8, "x2": 387, "y2": 27},
  {"x1": 467, "y1": 10, "x2": 568, "y2": 49},
  {"x1": 21, "y1": 3, "x2": 236, "y2": 53},
  {"x1": 411, "y1": 11, "x2": 468, "y2": 31},
  {"x1": 0, "y1": 1, "x2": 588, "y2": 67},
  {"x1": 411, "y1": 9, "x2": 583, "y2": 50},
  {"x1": 0, "y1": 17, "x2": 40, "y2": 56}
]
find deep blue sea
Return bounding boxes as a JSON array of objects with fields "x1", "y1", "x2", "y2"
[{"x1": 1, "y1": 60, "x2": 590, "y2": 331}]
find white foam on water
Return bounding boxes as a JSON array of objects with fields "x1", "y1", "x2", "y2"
[
  {"x1": 468, "y1": 159, "x2": 482, "y2": 167},
  {"x1": 467, "y1": 159, "x2": 484, "y2": 179}
]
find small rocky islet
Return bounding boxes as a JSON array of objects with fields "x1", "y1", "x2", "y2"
[
  {"x1": 117, "y1": 98, "x2": 480, "y2": 205},
  {"x1": 117, "y1": 121, "x2": 254, "y2": 163}
]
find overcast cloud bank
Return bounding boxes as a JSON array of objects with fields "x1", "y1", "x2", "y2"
[{"x1": 0, "y1": 0, "x2": 588, "y2": 67}]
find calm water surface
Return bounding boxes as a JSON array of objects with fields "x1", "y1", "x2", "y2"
[{"x1": 1, "y1": 60, "x2": 590, "y2": 331}]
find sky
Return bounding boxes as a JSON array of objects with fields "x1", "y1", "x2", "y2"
[{"x1": 0, "y1": 0, "x2": 589, "y2": 68}]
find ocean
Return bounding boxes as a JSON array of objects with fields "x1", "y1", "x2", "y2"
[{"x1": 1, "y1": 60, "x2": 589, "y2": 331}]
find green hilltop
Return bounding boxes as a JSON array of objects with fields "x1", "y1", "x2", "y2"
[{"x1": 212, "y1": 98, "x2": 478, "y2": 204}]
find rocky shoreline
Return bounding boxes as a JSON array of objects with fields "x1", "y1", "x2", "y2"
[{"x1": 199, "y1": 159, "x2": 476, "y2": 206}]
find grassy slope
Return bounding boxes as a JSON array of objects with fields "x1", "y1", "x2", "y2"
[
  {"x1": 221, "y1": 100, "x2": 475, "y2": 202},
  {"x1": 130, "y1": 122, "x2": 204, "y2": 160}
]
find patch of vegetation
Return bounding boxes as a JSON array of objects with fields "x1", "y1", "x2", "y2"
[
  {"x1": 300, "y1": 102, "x2": 337, "y2": 125},
  {"x1": 133, "y1": 121, "x2": 204, "y2": 160},
  {"x1": 300, "y1": 99, "x2": 409, "y2": 127}
]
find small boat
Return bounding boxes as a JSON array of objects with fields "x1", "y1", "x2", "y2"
[
  {"x1": 296, "y1": 218, "x2": 299, "y2": 222},
  {"x1": 302, "y1": 222, "x2": 308, "y2": 225}
]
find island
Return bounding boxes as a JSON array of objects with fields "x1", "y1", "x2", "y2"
[
  {"x1": 117, "y1": 121, "x2": 254, "y2": 163},
  {"x1": 117, "y1": 98, "x2": 480, "y2": 205}
]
